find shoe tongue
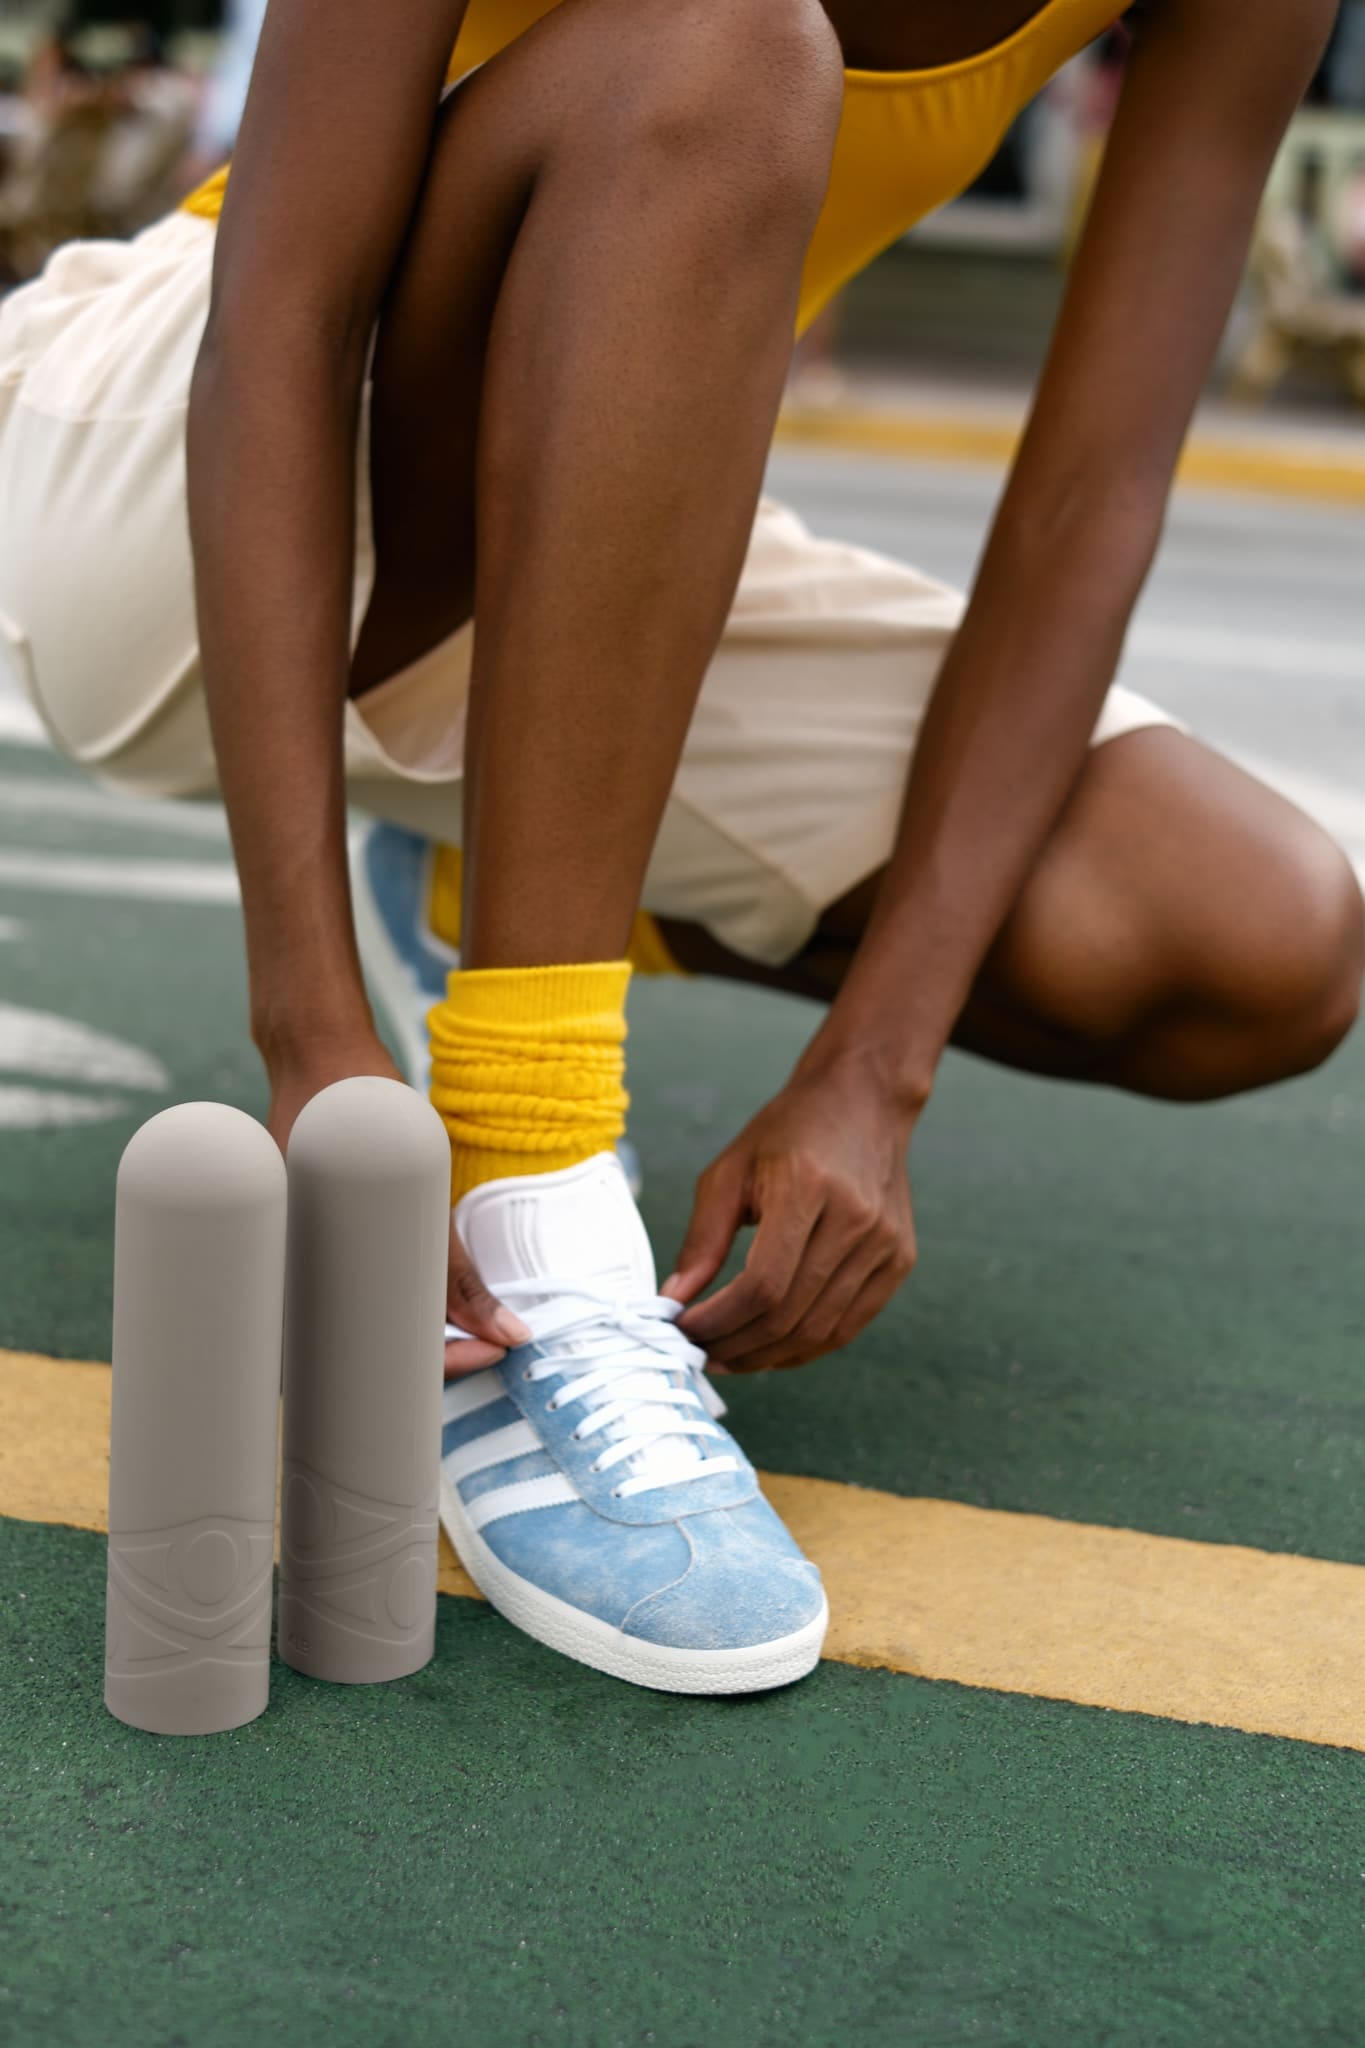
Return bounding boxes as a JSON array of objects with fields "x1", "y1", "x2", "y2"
[
  {"x1": 453, "y1": 1151, "x2": 657, "y2": 1310},
  {"x1": 456, "y1": 1153, "x2": 708, "y2": 1491}
]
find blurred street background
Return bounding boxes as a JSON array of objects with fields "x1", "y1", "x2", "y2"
[
  {"x1": 3, "y1": 0, "x2": 1365, "y2": 405},
  {"x1": 1, "y1": 0, "x2": 1362, "y2": 846}
]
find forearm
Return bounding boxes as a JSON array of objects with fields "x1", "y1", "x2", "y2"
[
  {"x1": 798, "y1": 490, "x2": 1160, "y2": 1109},
  {"x1": 186, "y1": 322, "x2": 375, "y2": 1061},
  {"x1": 794, "y1": 0, "x2": 1332, "y2": 1118}
]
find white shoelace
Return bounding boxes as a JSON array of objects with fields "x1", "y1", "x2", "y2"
[{"x1": 446, "y1": 1282, "x2": 738, "y2": 1499}]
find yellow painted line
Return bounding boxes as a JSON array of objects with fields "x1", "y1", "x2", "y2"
[
  {"x1": 776, "y1": 404, "x2": 1365, "y2": 508},
  {"x1": 6, "y1": 1345, "x2": 1364, "y2": 1749}
]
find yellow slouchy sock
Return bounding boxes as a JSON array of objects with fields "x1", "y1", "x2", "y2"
[{"x1": 427, "y1": 961, "x2": 632, "y2": 1205}]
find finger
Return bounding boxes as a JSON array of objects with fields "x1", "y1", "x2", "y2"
[
  {"x1": 444, "y1": 1334, "x2": 507, "y2": 1379},
  {"x1": 702, "y1": 1205, "x2": 853, "y2": 1363},
  {"x1": 830, "y1": 1256, "x2": 909, "y2": 1352},
  {"x1": 661, "y1": 1153, "x2": 749, "y2": 1304},
  {"x1": 679, "y1": 1184, "x2": 820, "y2": 1347},
  {"x1": 726, "y1": 1246, "x2": 908, "y2": 1374},
  {"x1": 447, "y1": 1215, "x2": 531, "y2": 1350},
  {"x1": 719, "y1": 1239, "x2": 885, "y2": 1373}
]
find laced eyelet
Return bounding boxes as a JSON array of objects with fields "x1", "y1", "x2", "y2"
[
  {"x1": 545, "y1": 1396, "x2": 559, "y2": 1412},
  {"x1": 611, "y1": 1487, "x2": 623, "y2": 1499},
  {"x1": 588, "y1": 1461, "x2": 602, "y2": 1475},
  {"x1": 522, "y1": 1368, "x2": 533, "y2": 1382}
]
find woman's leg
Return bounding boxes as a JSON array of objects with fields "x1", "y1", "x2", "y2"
[
  {"x1": 348, "y1": 0, "x2": 844, "y2": 968},
  {"x1": 347, "y1": 0, "x2": 843, "y2": 1206},
  {"x1": 659, "y1": 729, "x2": 1365, "y2": 1101},
  {"x1": 337, "y1": 0, "x2": 838, "y2": 1695}
]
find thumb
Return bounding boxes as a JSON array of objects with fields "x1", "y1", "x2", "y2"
[
  {"x1": 446, "y1": 1216, "x2": 531, "y2": 1349},
  {"x1": 662, "y1": 1152, "x2": 748, "y2": 1304}
]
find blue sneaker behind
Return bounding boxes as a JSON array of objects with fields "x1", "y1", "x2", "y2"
[
  {"x1": 441, "y1": 1151, "x2": 828, "y2": 1694},
  {"x1": 350, "y1": 821, "x2": 643, "y2": 1193},
  {"x1": 348, "y1": 822, "x2": 458, "y2": 1093}
]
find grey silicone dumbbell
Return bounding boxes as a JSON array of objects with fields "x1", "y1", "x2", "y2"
[
  {"x1": 105, "y1": 1103, "x2": 287, "y2": 1735},
  {"x1": 278, "y1": 1076, "x2": 448, "y2": 1683}
]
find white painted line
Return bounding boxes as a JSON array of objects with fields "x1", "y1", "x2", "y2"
[
  {"x1": 0, "y1": 1002, "x2": 169, "y2": 1089},
  {"x1": 0, "y1": 830, "x2": 367, "y2": 904},
  {"x1": 0, "y1": 849, "x2": 240, "y2": 903},
  {"x1": 1126, "y1": 622, "x2": 1363, "y2": 683},
  {"x1": 0, "y1": 700, "x2": 46, "y2": 745},
  {"x1": 0, "y1": 776, "x2": 230, "y2": 840},
  {"x1": 0, "y1": 1085, "x2": 134, "y2": 1130}
]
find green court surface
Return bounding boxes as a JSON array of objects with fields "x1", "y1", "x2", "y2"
[{"x1": 3, "y1": 733, "x2": 1365, "y2": 2044}]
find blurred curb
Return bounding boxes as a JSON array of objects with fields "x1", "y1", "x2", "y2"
[{"x1": 776, "y1": 403, "x2": 1365, "y2": 507}]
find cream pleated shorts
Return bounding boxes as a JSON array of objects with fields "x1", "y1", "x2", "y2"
[{"x1": 0, "y1": 208, "x2": 1178, "y2": 967}]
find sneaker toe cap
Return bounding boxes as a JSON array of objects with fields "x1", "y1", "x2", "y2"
[{"x1": 621, "y1": 1503, "x2": 825, "y2": 1653}]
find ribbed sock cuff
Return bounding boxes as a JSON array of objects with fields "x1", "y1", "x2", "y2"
[{"x1": 427, "y1": 961, "x2": 632, "y2": 1204}]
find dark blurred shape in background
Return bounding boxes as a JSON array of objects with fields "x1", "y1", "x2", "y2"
[
  {"x1": 1, "y1": 9, "x2": 195, "y2": 280},
  {"x1": 0, "y1": 0, "x2": 255, "y2": 283}
]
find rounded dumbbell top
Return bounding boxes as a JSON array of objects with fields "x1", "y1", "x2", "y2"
[
  {"x1": 280, "y1": 1076, "x2": 448, "y2": 1685},
  {"x1": 106, "y1": 1102, "x2": 287, "y2": 1735}
]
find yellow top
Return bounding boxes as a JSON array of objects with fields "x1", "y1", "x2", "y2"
[{"x1": 180, "y1": 0, "x2": 1118, "y2": 335}]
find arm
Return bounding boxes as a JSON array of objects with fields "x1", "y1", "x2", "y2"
[
  {"x1": 188, "y1": 0, "x2": 524, "y2": 1358},
  {"x1": 187, "y1": 0, "x2": 465, "y2": 1070},
  {"x1": 674, "y1": 0, "x2": 1336, "y2": 1367}
]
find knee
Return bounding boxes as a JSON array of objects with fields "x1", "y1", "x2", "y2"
[
  {"x1": 599, "y1": 0, "x2": 844, "y2": 232},
  {"x1": 713, "y1": 0, "x2": 845, "y2": 154},
  {"x1": 1260, "y1": 827, "x2": 1365, "y2": 1071}
]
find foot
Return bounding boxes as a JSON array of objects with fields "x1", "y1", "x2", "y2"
[
  {"x1": 440, "y1": 1152, "x2": 828, "y2": 1693},
  {"x1": 349, "y1": 822, "x2": 643, "y2": 1194}
]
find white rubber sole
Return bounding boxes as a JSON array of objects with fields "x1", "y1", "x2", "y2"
[{"x1": 440, "y1": 1476, "x2": 828, "y2": 1695}]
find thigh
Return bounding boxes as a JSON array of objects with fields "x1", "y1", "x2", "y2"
[
  {"x1": 662, "y1": 725, "x2": 1355, "y2": 1036},
  {"x1": 650, "y1": 498, "x2": 1181, "y2": 977},
  {"x1": 351, "y1": 0, "x2": 826, "y2": 698},
  {"x1": 347, "y1": 58, "x2": 538, "y2": 697},
  {"x1": 812, "y1": 726, "x2": 1358, "y2": 1051}
]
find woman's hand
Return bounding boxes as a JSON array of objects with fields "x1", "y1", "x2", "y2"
[
  {"x1": 264, "y1": 1035, "x2": 528, "y2": 1378},
  {"x1": 663, "y1": 1054, "x2": 918, "y2": 1372}
]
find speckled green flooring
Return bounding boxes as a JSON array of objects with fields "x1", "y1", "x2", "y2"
[{"x1": 3, "y1": 737, "x2": 1364, "y2": 2045}]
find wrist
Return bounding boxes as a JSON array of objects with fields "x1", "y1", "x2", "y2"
[
  {"x1": 791, "y1": 1029, "x2": 931, "y2": 1128},
  {"x1": 251, "y1": 988, "x2": 381, "y2": 1079}
]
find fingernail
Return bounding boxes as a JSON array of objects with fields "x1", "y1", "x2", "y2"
[
  {"x1": 708, "y1": 1363, "x2": 733, "y2": 1378},
  {"x1": 495, "y1": 1309, "x2": 533, "y2": 1346},
  {"x1": 661, "y1": 1273, "x2": 682, "y2": 1297}
]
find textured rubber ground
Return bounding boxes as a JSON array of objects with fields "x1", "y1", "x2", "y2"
[
  {"x1": 6, "y1": 738, "x2": 1365, "y2": 2043},
  {"x1": 439, "y1": 1473, "x2": 829, "y2": 1694},
  {"x1": 7, "y1": 842, "x2": 1363, "y2": 1570},
  {"x1": 6, "y1": 1516, "x2": 1365, "y2": 2048}
]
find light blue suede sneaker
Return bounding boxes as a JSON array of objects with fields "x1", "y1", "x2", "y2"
[
  {"x1": 349, "y1": 821, "x2": 643, "y2": 1194},
  {"x1": 441, "y1": 1151, "x2": 828, "y2": 1693},
  {"x1": 347, "y1": 822, "x2": 459, "y2": 1092}
]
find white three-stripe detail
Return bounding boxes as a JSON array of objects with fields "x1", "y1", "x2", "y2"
[
  {"x1": 442, "y1": 1371, "x2": 507, "y2": 1424},
  {"x1": 442, "y1": 1418, "x2": 542, "y2": 1484},
  {"x1": 465, "y1": 1474, "x2": 578, "y2": 1531}
]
